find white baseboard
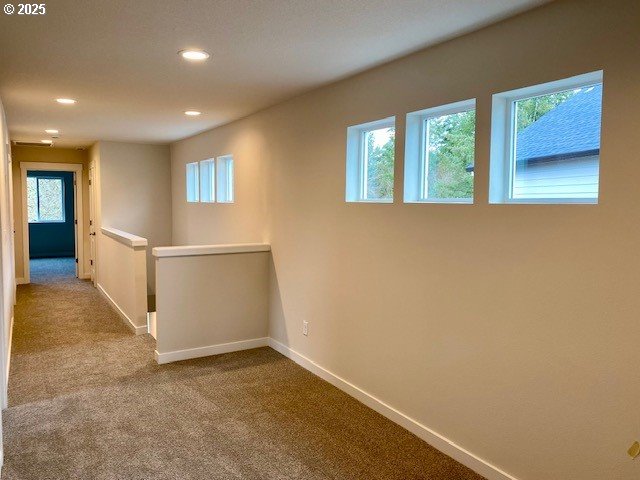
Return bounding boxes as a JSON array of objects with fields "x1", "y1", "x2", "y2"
[
  {"x1": 155, "y1": 337, "x2": 269, "y2": 365},
  {"x1": 15, "y1": 277, "x2": 27, "y2": 285},
  {"x1": 97, "y1": 283, "x2": 147, "y2": 336},
  {"x1": 268, "y1": 338, "x2": 518, "y2": 480}
]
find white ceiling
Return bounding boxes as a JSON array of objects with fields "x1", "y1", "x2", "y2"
[{"x1": 0, "y1": 0, "x2": 549, "y2": 148}]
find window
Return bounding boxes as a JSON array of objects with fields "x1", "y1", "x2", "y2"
[
  {"x1": 404, "y1": 100, "x2": 475, "y2": 203},
  {"x1": 489, "y1": 71, "x2": 603, "y2": 204},
  {"x1": 346, "y1": 117, "x2": 395, "y2": 202},
  {"x1": 186, "y1": 162, "x2": 199, "y2": 202},
  {"x1": 187, "y1": 156, "x2": 234, "y2": 203},
  {"x1": 27, "y1": 176, "x2": 65, "y2": 223},
  {"x1": 216, "y1": 155, "x2": 234, "y2": 203},
  {"x1": 199, "y1": 159, "x2": 215, "y2": 203}
]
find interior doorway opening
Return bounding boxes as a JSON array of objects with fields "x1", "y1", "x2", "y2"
[{"x1": 19, "y1": 162, "x2": 85, "y2": 284}]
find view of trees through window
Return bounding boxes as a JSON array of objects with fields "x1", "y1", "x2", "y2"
[
  {"x1": 354, "y1": 85, "x2": 594, "y2": 203},
  {"x1": 425, "y1": 109, "x2": 475, "y2": 200},
  {"x1": 27, "y1": 177, "x2": 64, "y2": 223},
  {"x1": 364, "y1": 127, "x2": 395, "y2": 200},
  {"x1": 515, "y1": 89, "x2": 576, "y2": 131}
]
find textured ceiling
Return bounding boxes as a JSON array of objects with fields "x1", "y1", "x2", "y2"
[{"x1": 0, "y1": 0, "x2": 550, "y2": 147}]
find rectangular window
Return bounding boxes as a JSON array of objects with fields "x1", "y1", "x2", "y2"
[
  {"x1": 404, "y1": 100, "x2": 475, "y2": 203},
  {"x1": 216, "y1": 155, "x2": 234, "y2": 203},
  {"x1": 186, "y1": 162, "x2": 199, "y2": 202},
  {"x1": 27, "y1": 176, "x2": 65, "y2": 223},
  {"x1": 199, "y1": 159, "x2": 215, "y2": 203},
  {"x1": 346, "y1": 117, "x2": 395, "y2": 202},
  {"x1": 489, "y1": 71, "x2": 603, "y2": 204}
]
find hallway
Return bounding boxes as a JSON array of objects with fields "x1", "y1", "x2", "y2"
[{"x1": 1, "y1": 262, "x2": 482, "y2": 480}]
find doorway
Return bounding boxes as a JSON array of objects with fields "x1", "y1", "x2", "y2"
[{"x1": 19, "y1": 162, "x2": 85, "y2": 283}]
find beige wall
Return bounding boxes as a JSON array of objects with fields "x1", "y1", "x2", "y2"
[
  {"x1": 11, "y1": 146, "x2": 90, "y2": 280},
  {"x1": 170, "y1": 129, "x2": 268, "y2": 245},
  {"x1": 169, "y1": 1, "x2": 640, "y2": 479},
  {"x1": 97, "y1": 231, "x2": 147, "y2": 333},
  {"x1": 98, "y1": 141, "x2": 172, "y2": 293},
  {"x1": 155, "y1": 251, "x2": 270, "y2": 360}
]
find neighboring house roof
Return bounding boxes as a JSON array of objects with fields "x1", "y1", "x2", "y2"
[{"x1": 516, "y1": 83, "x2": 602, "y2": 162}]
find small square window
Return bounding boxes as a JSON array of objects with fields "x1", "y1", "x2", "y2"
[
  {"x1": 216, "y1": 155, "x2": 234, "y2": 203},
  {"x1": 404, "y1": 100, "x2": 475, "y2": 203},
  {"x1": 27, "y1": 176, "x2": 65, "y2": 223},
  {"x1": 199, "y1": 159, "x2": 215, "y2": 203},
  {"x1": 186, "y1": 162, "x2": 199, "y2": 202},
  {"x1": 345, "y1": 117, "x2": 395, "y2": 202},
  {"x1": 489, "y1": 71, "x2": 603, "y2": 204}
]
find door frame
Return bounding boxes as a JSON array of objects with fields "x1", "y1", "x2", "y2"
[
  {"x1": 88, "y1": 161, "x2": 96, "y2": 286},
  {"x1": 19, "y1": 162, "x2": 84, "y2": 284}
]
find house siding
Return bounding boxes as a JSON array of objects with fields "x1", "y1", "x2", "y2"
[{"x1": 513, "y1": 155, "x2": 599, "y2": 199}]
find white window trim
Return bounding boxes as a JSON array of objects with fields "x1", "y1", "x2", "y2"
[
  {"x1": 489, "y1": 70, "x2": 603, "y2": 205},
  {"x1": 404, "y1": 99, "x2": 475, "y2": 204},
  {"x1": 345, "y1": 116, "x2": 395, "y2": 203},
  {"x1": 216, "y1": 154, "x2": 234, "y2": 203}
]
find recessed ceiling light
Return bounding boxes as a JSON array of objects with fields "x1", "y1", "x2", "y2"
[
  {"x1": 184, "y1": 110, "x2": 202, "y2": 116},
  {"x1": 56, "y1": 98, "x2": 76, "y2": 104},
  {"x1": 179, "y1": 49, "x2": 210, "y2": 61},
  {"x1": 45, "y1": 129, "x2": 59, "y2": 134},
  {"x1": 41, "y1": 139, "x2": 53, "y2": 144}
]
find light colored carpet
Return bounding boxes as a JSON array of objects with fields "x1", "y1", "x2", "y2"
[{"x1": 2, "y1": 258, "x2": 485, "y2": 480}]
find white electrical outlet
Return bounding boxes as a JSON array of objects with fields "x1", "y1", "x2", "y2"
[{"x1": 302, "y1": 320, "x2": 309, "y2": 336}]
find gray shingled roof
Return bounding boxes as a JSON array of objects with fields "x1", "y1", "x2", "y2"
[{"x1": 515, "y1": 83, "x2": 602, "y2": 162}]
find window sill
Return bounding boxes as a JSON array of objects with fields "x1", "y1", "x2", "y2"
[
  {"x1": 405, "y1": 199, "x2": 473, "y2": 205},
  {"x1": 347, "y1": 199, "x2": 394, "y2": 204},
  {"x1": 491, "y1": 198, "x2": 598, "y2": 205}
]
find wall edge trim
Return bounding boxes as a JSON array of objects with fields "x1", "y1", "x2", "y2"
[{"x1": 97, "y1": 283, "x2": 147, "y2": 335}]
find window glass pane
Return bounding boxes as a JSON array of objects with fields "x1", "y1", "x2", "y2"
[
  {"x1": 363, "y1": 127, "x2": 394, "y2": 200},
  {"x1": 216, "y1": 155, "x2": 234, "y2": 203},
  {"x1": 512, "y1": 84, "x2": 602, "y2": 200},
  {"x1": 199, "y1": 159, "x2": 215, "y2": 203},
  {"x1": 227, "y1": 160, "x2": 234, "y2": 201},
  {"x1": 27, "y1": 177, "x2": 38, "y2": 222},
  {"x1": 186, "y1": 162, "x2": 199, "y2": 202},
  {"x1": 424, "y1": 109, "x2": 475, "y2": 201},
  {"x1": 37, "y1": 178, "x2": 64, "y2": 221}
]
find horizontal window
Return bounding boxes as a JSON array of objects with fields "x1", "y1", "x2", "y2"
[
  {"x1": 489, "y1": 71, "x2": 603, "y2": 204},
  {"x1": 345, "y1": 117, "x2": 395, "y2": 203},
  {"x1": 404, "y1": 99, "x2": 475, "y2": 203}
]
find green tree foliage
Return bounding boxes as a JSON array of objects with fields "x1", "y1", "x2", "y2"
[
  {"x1": 366, "y1": 129, "x2": 395, "y2": 199},
  {"x1": 515, "y1": 90, "x2": 575, "y2": 130},
  {"x1": 426, "y1": 110, "x2": 475, "y2": 199}
]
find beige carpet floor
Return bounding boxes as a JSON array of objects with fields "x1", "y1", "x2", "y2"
[{"x1": 2, "y1": 258, "x2": 485, "y2": 480}]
